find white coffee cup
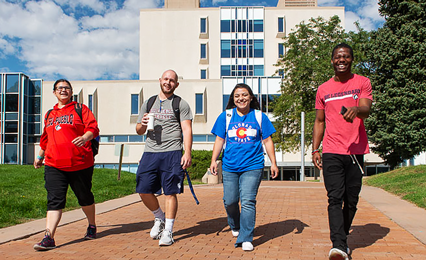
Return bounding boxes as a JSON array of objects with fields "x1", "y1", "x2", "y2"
[{"x1": 147, "y1": 113, "x2": 155, "y2": 131}]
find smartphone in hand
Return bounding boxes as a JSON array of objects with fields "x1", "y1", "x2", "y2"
[{"x1": 340, "y1": 106, "x2": 348, "y2": 115}]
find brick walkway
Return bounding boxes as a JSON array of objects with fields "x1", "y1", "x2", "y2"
[{"x1": 1, "y1": 182, "x2": 425, "y2": 259}]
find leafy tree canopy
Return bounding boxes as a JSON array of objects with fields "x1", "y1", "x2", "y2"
[
  {"x1": 365, "y1": 0, "x2": 426, "y2": 168},
  {"x1": 272, "y1": 15, "x2": 370, "y2": 152}
]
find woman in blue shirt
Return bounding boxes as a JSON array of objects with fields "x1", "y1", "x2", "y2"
[{"x1": 210, "y1": 83, "x2": 279, "y2": 251}]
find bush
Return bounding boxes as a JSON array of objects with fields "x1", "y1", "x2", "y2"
[{"x1": 187, "y1": 150, "x2": 214, "y2": 180}]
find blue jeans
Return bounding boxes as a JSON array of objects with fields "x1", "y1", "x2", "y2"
[{"x1": 222, "y1": 168, "x2": 263, "y2": 245}]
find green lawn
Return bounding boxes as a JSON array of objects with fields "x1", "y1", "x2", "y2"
[
  {"x1": 363, "y1": 165, "x2": 426, "y2": 210},
  {"x1": 0, "y1": 165, "x2": 135, "y2": 228}
]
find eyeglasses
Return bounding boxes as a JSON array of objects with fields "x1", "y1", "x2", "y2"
[{"x1": 56, "y1": 86, "x2": 71, "y2": 91}]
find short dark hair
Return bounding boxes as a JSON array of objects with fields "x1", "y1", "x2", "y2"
[
  {"x1": 53, "y1": 79, "x2": 72, "y2": 91},
  {"x1": 226, "y1": 83, "x2": 260, "y2": 110},
  {"x1": 331, "y1": 43, "x2": 354, "y2": 59}
]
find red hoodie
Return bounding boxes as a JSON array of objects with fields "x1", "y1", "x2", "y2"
[{"x1": 40, "y1": 101, "x2": 100, "y2": 172}]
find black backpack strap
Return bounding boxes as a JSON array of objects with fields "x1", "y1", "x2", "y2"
[
  {"x1": 172, "y1": 95, "x2": 181, "y2": 124},
  {"x1": 45, "y1": 109, "x2": 53, "y2": 123},
  {"x1": 74, "y1": 103, "x2": 83, "y2": 121},
  {"x1": 146, "y1": 95, "x2": 157, "y2": 114}
]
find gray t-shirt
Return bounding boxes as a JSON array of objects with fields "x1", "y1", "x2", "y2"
[{"x1": 137, "y1": 95, "x2": 193, "y2": 152}]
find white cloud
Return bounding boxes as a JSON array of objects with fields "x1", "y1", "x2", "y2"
[
  {"x1": 0, "y1": 0, "x2": 160, "y2": 80},
  {"x1": 344, "y1": 0, "x2": 385, "y2": 31}
]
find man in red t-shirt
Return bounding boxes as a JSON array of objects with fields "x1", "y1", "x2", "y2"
[{"x1": 312, "y1": 43, "x2": 373, "y2": 260}]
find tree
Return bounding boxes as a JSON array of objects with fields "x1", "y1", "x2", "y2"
[
  {"x1": 365, "y1": 0, "x2": 426, "y2": 168},
  {"x1": 272, "y1": 16, "x2": 370, "y2": 152}
]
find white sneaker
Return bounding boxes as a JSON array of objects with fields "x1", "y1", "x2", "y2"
[
  {"x1": 231, "y1": 230, "x2": 239, "y2": 237},
  {"x1": 347, "y1": 247, "x2": 351, "y2": 256},
  {"x1": 159, "y1": 230, "x2": 174, "y2": 246},
  {"x1": 242, "y1": 242, "x2": 254, "y2": 251},
  {"x1": 150, "y1": 218, "x2": 165, "y2": 239},
  {"x1": 329, "y1": 248, "x2": 349, "y2": 260}
]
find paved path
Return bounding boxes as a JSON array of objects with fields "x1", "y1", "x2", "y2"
[{"x1": 1, "y1": 181, "x2": 426, "y2": 259}]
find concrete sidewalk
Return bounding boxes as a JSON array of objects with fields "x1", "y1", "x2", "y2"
[{"x1": 1, "y1": 181, "x2": 425, "y2": 259}]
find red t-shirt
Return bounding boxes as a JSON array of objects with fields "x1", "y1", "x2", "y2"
[
  {"x1": 315, "y1": 74, "x2": 373, "y2": 155},
  {"x1": 40, "y1": 101, "x2": 100, "y2": 171}
]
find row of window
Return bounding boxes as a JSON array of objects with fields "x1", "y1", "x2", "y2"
[
  {"x1": 221, "y1": 65, "x2": 264, "y2": 77},
  {"x1": 222, "y1": 94, "x2": 278, "y2": 112},
  {"x1": 221, "y1": 39, "x2": 264, "y2": 58},
  {"x1": 130, "y1": 93, "x2": 204, "y2": 115},
  {"x1": 199, "y1": 17, "x2": 284, "y2": 34},
  {"x1": 100, "y1": 134, "x2": 215, "y2": 143}
]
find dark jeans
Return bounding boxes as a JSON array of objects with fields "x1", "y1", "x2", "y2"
[{"x1": 322, "y1": 153, "x2": 364, "y2": 251}]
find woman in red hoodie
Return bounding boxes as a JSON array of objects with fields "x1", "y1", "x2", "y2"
[{"x1": 33, "y1": 79, "x2": 100, "y2": 251}]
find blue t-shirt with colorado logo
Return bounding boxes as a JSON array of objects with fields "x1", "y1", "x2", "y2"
[{"x1": 211, "y1": 108, "x2": 276, "y2": 172}]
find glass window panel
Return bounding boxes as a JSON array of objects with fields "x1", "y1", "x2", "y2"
[
  {"x1": 195, "y1": 93, "x2": 203, "y2": 114},
  {"x1": 221, "y1": 40, "x2": 231, "y2": 58},
  {"x1": 193, "y1": 135, "x2": 207, "y2": 142},
  {"x1": 221, "y1": 65, "x2": 231, "y2": 77},
  {"x1": 200, "y1": 18, "x2": 207, "y2": 33},
  {"x1": 5, "y1": 121, "x2": 18, "y2": 133},
  {"x1": 278, "y1": 17, "x2": 284, "y2": 32},
  {"x1": 129, "y1": 164, "x2": 138, "y2": 174},
  {"x1": 222, "y1": 95, "x2": 230, "y2": 111},
  {"x1": 73, "y1": 94, "x2": 79, "y2": 103},
  {"x1": 34, "y1": 123, "x2": 41, "y2": 135},
  {"x1": 279, "y1": 43, "x2": 284, "y2": 57},
  {"x1": 88, "y1": 95, "x2": 93, "y2": 111},
  {"x1": 200, "y1": 44, "x2": 207, "y2": 59},
  {"x1": 220, "y1": 20, "x2": 231, "y2": 32},
  {"x1": 131, "y1": 94, "x2": 139, "y2": 115},
  {"x1": 200, "y1": 69, "x2": 207, "y2": 79},
  {"x1": 100, "y1": 136, "x2": 114, "y2": 142},
  {"x1": 114, "y1": 135, "x2": 128, "y2": 142},
  {"x1": 5, "y1": 134, "x2": 18, "y2": 143},
  {"x1": 29, "y1": 80, "x2": 42, "y2": 95},
  {"x1": 104, "y1": 164, "x2": 115, "y2": 169},
  {"x1": 5, "y1": 94, "x2": 19, "y2": 112},
  {"x1": 208, "y1": 135, "x2": 216, "y2": 142},
  {"x1": 253, "y1": 20, "x2": 263, "y2": 32},
  {"x1": 6, "y1": 74, "x2": 19, "y2": 93},
  {"x1": 129, "y1": 135, "x2": 143, "y2": 142},
  {"x1": 4, "y1": 144, "x2": 18, "y2": 163},
  {"x1": 28, "y1": 96, "x2": 41, "y2": 114},
  {"x1": 5, "y1": 113, "x2": 18, "y2": 120},
  {"x1": 254, "y1": 65, "x2": 264, "y2": 76},
  {"x1": 28, "y1": 115, "x2": 41, "y2": 123}
]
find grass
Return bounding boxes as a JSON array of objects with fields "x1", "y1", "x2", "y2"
[
  {"x1": 363, "y1": 165, "x2": 426, "y2": 210},
  {"x1": 0, "y1": 165, "x2": 135, "y2": 228}
]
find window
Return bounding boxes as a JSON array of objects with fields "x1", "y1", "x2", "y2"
[
  {"x1": 200, "y1": 44, "x2": 207, "y2": 59},
  {"x1": 279, "y1": 43, "x2": 285, "y2": 57},
  {"x1": 221, "y1": 40, "x2": 231, "y2": 58},
  {"x1": 254, "y1": 65, "x2": 264, "y2": 76},
  {"x1": 253, "y1": 20, "x2": 263, "y2": 32},
  {"x1": 131, "y1": 94, "x2": 139, "y2": 115},
  {"x1": 200, "y1": 18, "x2": 207, "y2": 33},
  {"x1": 73, "y1": 94, "x2": 79, "y2": 103},
  {"x1": 200, "y1": 69, "x2": 207, "y2": 79},
  {"x1": 221, "y1": 65, "x2": 231, "y2": 77},
  {"x1": 278, "y1": 17, "x2": 285, "y2": 32},
  {"x1": 221, "y1": 20, "x2": 231, "y2": 32},
  {"x1": 6, "y1": 74, "x2": 19, "y2": 93},
  {"x1": 88, "y1": 94, "x2": 93, "y2": 111},
  {"x1": 195, "y1": 93, "x2": 203, "y2": 114},
  {"x1": 254, "y1": 40, "x2": 264, "y2": 58}
]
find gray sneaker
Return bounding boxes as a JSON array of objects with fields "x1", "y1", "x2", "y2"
[
  {"x1": 150, "y1": 218, "x2": 165, "y2": 239},
  {"x1": 158, "y1": 230, "x2": 174, "y2": 246}
]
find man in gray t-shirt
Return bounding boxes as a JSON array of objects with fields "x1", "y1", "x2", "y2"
[{"x1": 135, "y1": 70, "x2": 193, "y2": 246}]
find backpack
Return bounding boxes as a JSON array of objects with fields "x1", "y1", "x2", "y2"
[
  {"x1": 45, "y1": 103, "x2": 99, "y2": 157},
  {"x1": 146, "y1": 95, "x2": 182, "y2": 127},
  {"x1": 223, "y1": 109, "x2": 265, "y2": 154}
]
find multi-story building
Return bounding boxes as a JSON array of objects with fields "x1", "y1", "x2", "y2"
[{"x1": 1, "y1": 0, "x2": 390, "y2": 179}]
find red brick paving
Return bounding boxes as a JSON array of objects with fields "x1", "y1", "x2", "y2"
[{"x1": 1, "y1": 181, "x2": 425, "y2": 259}]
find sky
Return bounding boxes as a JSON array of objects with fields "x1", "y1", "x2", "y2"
[{"x1": 0, "y1": 0, "x2": 385, "y2": 81}]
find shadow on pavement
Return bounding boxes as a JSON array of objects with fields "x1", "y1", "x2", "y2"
[
  {"x1": 349, "y1": 223, "x2": 390, "y2": 250},
  {"x1": 173, "y1": 217, "x2": 228, "y2": 241},
  {"x1": 56, "y1": 220, "x2": 152, "y2": 248},
  {"x1": 253, "y1": 219, "x2": 309, "y2": 247}
]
